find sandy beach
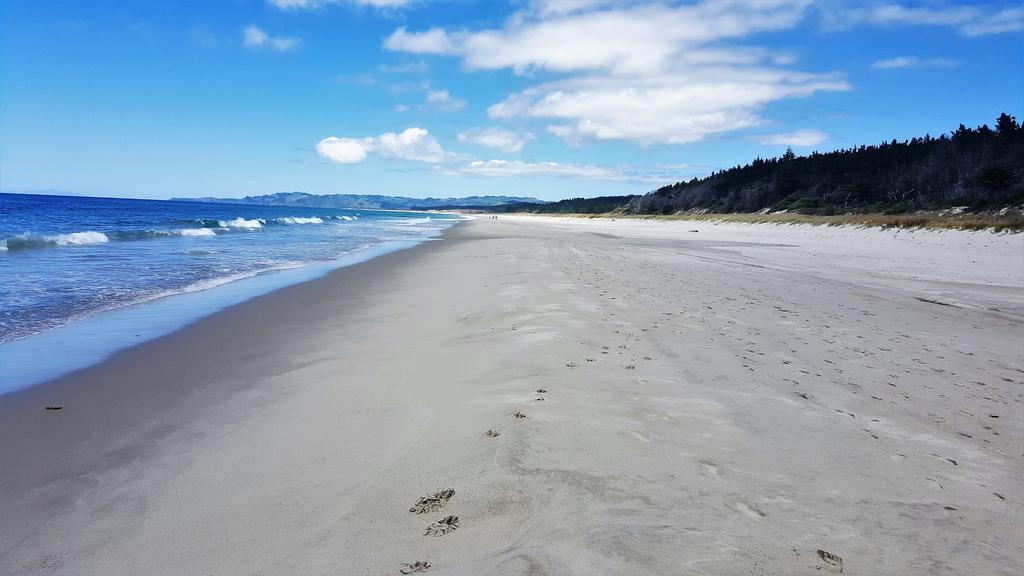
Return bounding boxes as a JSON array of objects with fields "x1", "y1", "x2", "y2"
[{"x1": 1, "y1": 216, "x2": 1021, "y2": 576}]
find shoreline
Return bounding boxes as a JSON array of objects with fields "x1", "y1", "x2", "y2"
[
  {"x1": 2, "y1": 217, "x2": 1021, "y2": 575},
  {"x1": 0, "y1": 220, "x2": 457, "y2": 393},
  {"x1": 0, "y1": 218, "x2": 458, "y2": 486}
]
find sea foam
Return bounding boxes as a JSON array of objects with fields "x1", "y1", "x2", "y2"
[
  {"x1": 275, "y1": 216, "x2": 323, "y2": 225},
  {"x1": 53, "y1": 231, "x2": 110, "y2": 245},
  {"x1": 219, "y1": 217, "x2": 264, "y2": 229},
  {"x1": 179, "y1": 228, "x2": 218, "y2": 237}
]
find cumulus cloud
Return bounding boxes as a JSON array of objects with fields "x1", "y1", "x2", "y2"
[
  {"x1": 385, "y1": 0, "x2": 848, "y2": 145},
  {"x1": 314, "y1": 127, "x2": 670, "y2": 182},
  {"x1": 316, "y1": 127, "x2": 449, "y2": 164},
  {"x1": 425, "y1": 89, "x2": 467, "y2": 111},
  {"x1": 458, "y1": 128, "x2": 533, "y2": 153},
  {"x1": 243, "y1": 25, "x2": 301, "y2": 51},
  {"x1": 749, "y1": 129, "x2": 829, "y2": 147},
  {"x1": 870, "y1": 56, "x2": 960, "y2": 69}
]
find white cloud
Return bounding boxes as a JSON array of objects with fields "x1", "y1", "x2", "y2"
[
  {"x1": 459, "y1": 159, "x2": 626, "y2": 180},
  {"x1": 313, "y1": 128, "x2": 674, "y2": 182},
  {"x1": 750, "y1": 129, "x2": 829, "y2": 147},
  {"x1": 270, "y1": 37, "x2": 302, "y2": 51},
  {"x1": 532, "y1": 0, "x2": 622, "y2": 17},
  {"x1": 385, "y1": 0, "x2": 849, "y2": 145},
  {"x1": 316, "y1": 127, "x2": 449, "y2": 164},
  {"x1": 243, "y1": 25, "x2": 269, "y2": 47},
  {"x1": 826, "y1": 3, "x2": 1024, "y2": 37},
  {"x1": 382, "y1": 1, "x2": 1020, "y2": 147},
  {"x1": 425, "y1": 89, "x2": 467, "y2": 111},
  {"x1": 452, "y1": 158, "x2": 691, "y2": 183},
  {"x1": 316, "y1": 138, "x2": 369, "y2": 164},
  {"x1": 961, "y1": 7, "x2": 1024, "y2": 36},
  {"x1": 489, "y1": 68, "x2": 847, "y2": 145},
  {"x1": 870, "y1": 56, "x2": 959, "y2": 69},
  {"x1": 314, "y1": 127, "x2": 701, "y2": 183},
  {"x1": 243, "y1": 25, "x2": 301, "y2": 52},
  {"x1": 386, "y1": 1, "x2": 814, "y2": 75},
  {"x1": 384, "y1": 26, "x2": 454, "y2": 54},
  {"x1": 458, "y1": 128, "x2": 533, "y2": 153}
]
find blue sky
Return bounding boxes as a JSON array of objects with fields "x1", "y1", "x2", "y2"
[{"x1": 1, "y1": 1, "x2": 1021, "y2": 201}]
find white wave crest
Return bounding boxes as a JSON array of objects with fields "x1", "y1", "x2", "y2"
[
  {"x1": 275, "y1": 216, "x2": 323, "y2": 225},
  {"x1": 52, "y1": 231, "x2": 110, "y2": 245},
  {"x1": 339, "y1": 215, "x2": 356, "y2": 221},
  {"x1": 180, "y1": 272, "x2": 260, "y2": 293},
  {"x1": 387, "y1": 217, "x2": 432, "y2": 226},
  {"x1": 179, "y1": 228, "x2": 218, "y2": 237},
  {"x1": 218, "y1": 217, "x2": 264, "y2": 229}
]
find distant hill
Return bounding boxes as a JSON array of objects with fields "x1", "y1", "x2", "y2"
[
  {"x1": 434, "y1": 196, "x2": 639, "y2": 214},
  {"x1": 171, "y1": 192, "x2": 546, "y2": 210}
]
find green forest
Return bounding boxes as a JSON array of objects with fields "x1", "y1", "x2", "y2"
[{"x1": 478, "y1": 114, "x2": 1023, "y2": 217}]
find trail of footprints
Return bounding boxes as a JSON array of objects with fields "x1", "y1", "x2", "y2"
[
  {"x1": 398, "y1": 387, "x2": 546, "y2": 572},
  {"x1": 397, "y1": 239, "x2": 1023, "y2": 572},
  {"x1": 397, "y1": 254, "x2": 659, "y2": 571}
]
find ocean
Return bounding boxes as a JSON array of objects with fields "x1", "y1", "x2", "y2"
[{"x1": 0, "y1": 193, "x2": 458, "y2": 391}]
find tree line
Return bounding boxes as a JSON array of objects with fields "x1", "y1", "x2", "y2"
[{"x1": 482, "y1": 114, "x2": 1022, "y2": 216}]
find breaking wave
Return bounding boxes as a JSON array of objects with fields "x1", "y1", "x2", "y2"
[
  {"x1": 218, "y1": 217, "x2": 264, "y2": 229},
  {"x1": 2, "y1": 213, "x2": 364, "y2": 252},
  {"x1": 2, "y1": 231, "x2": 110, "y2": 250}
]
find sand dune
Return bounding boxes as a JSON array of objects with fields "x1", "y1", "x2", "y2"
[{"x1": 1, "y1": 216, "x2": 1021, "y2": 575}]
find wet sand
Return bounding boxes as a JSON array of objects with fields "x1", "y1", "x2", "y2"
[{"x1": 1, "y1": 216, "x2": 1021, "y2": 575}]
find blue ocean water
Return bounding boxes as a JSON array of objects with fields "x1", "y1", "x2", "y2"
[{"x1": 0, "y1": 193, "x2": 457, "y2": 391}]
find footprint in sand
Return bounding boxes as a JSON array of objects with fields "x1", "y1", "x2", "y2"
[
  {"x1": 400, "y1": 561, "x2": 431, "y2": 573},
  {"x1": 731, "y1": 499, "x2": 767, "y2": 519},
  {"x1": 485, "y1": 429, "x2": 501, "y2": 437},
  {"x1": 409, "y1": 489, "x2": 455, "y2": 514},
  {"x1": 514, "y1": 411, "x2": 527, "y2": 418},
  {"x1": 425, "y1": 515, "x2": 459, "y2": 536},
  {"x1": 697, "y1": 458, "x2": 719, "y2": 476},
  {"x1": 536, "y1": 389, "x2": 547, "y2": 394},
  {"x1": 816, "y1": 549, "x2": 843, "y2": 573}
]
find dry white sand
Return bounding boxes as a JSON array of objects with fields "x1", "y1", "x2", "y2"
[{"x1": 1, "y1": 216, "x2": 1021, "y2": 575}]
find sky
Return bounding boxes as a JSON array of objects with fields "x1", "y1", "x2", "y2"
[{"x1": 1, "y1": 1, "x2": 1021, "y2": 201}]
